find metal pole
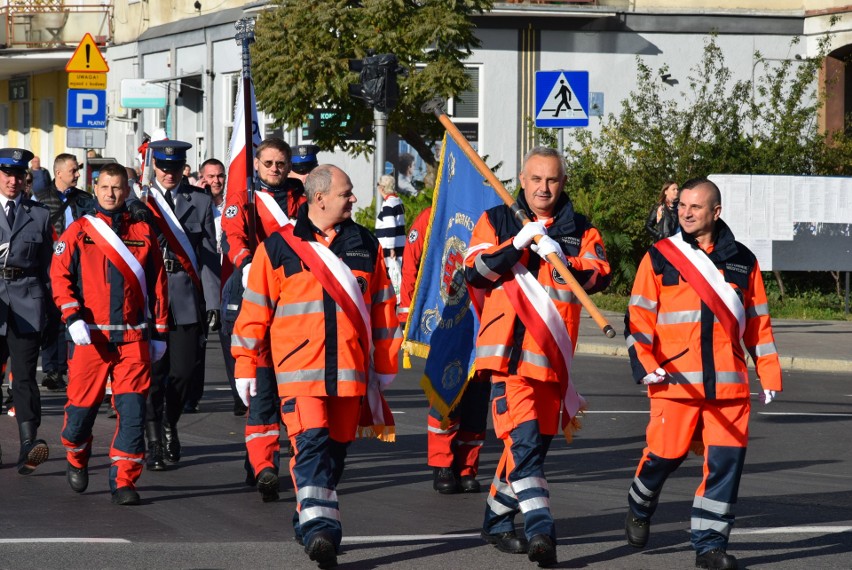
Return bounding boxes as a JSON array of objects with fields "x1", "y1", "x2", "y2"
[
  {"x1": 845, "y1": 271, "x2": 849, "y2": 316},
  {"x1": 557, "y1": 128, "x2": 564, "y2": 157},
  {"x1": 374, "y1": 108, "x2": 387, "y2": 212}
]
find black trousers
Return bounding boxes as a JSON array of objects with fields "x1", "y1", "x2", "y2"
[
  {"x1": 2, "y1": 319, "x2": 42, "y2": 427},
  {"x1": 147, "y1": 323, "x2": 203, "y2": 427}
]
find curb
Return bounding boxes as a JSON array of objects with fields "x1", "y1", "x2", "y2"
[{"x1": 574, "y1": 343, "x2": 852, "y2": 374}]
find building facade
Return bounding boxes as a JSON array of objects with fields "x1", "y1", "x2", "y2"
[{"x1": 1, "y1": 1, "x2": 852, "y2": 203}]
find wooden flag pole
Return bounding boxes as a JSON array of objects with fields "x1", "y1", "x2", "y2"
[{"x1": 422, "y1": 99, "x2": 616, "y2": 338}]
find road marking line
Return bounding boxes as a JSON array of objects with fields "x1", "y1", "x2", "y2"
[
  {"x1": 343, "y1": 533, "x2": 481, "y2": 544},
  {"x1": 0, "y1": 538, "x2": 131, "y2": 543},
  {"x1": 733, "y1": 526, "x2": 852, "y2": 535}
]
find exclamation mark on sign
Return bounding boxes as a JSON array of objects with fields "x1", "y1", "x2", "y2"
[{"x1": 85, "y1": 44, "x2": 90, "y2": 69}]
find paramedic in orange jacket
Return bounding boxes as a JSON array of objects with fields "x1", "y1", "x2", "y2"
[
  {"x1": 51, "y1": 163, "x2": 169, "y2": 506},
  {"x1": 232, "y1": 165, "x2": 400, "y2": 569},
  {"x1": 464, "y1": 148, "x2": 610, "y2": 567},
  {"x1": 221, "y1": 137, "x2": 306, "y2": 502},
  {"x1": 624, "y1": 178, "x2": 782, "y2": 570},
  {"x1": 401, "y1": 206, "x2": 489, "y2": 494}
]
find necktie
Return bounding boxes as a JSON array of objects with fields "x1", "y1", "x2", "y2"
[
  {"x1": 6, "y1": 201, "x2": 15, "y2": 228},
  {"x1": 165, "y1": 190, "x2": 176, "y2": 211}
]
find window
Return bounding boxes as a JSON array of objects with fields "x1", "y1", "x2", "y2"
[{"x1": 0, "y1": 105, "x2": 8, "y2": 147}]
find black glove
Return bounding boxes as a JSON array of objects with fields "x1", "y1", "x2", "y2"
[
  {"x1": 206, "y1": 309, "x2": 221, "y2": 332},
  {"x1": 128, "y1": 199, "x2": 153, "y2": 224}
]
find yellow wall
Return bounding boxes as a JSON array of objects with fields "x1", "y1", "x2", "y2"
[{"x1": 0, "y1": 71, "x2": 68, "y2": 154}]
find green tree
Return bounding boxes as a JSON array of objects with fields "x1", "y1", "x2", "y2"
[
  {"x1": 538, "y1": 31, "x2": 852, "y2": 293},
  {"x1": 252, "y1": 0, "x2": 492, "y2": 168}
]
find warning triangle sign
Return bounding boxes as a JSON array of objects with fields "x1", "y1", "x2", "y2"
[
  {"x1": 65, "y1": 33, "x2": 109, "y2": 73},
  {"x1": 535, "y1": 72, "x2": 587, "y2": 122}
]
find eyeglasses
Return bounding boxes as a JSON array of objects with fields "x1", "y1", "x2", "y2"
[{"x1": 260, "y1": 160, "x2": 289, "y2": 170}]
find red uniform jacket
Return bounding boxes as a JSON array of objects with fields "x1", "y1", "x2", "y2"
[
  {"x1": 50, "y1": 209, "x2": 169, "y2": 343},
  {"x1": 221, "y1": 180, "x2": 306, "y2": 270},
  {"x1": 399, "y1": 206, "x2": 431, "y2": 324}
]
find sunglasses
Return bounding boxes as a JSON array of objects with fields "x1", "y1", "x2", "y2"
[
  {"x1": 26, "y1": 178, "x2": 33, "y2": 184},
  {"x1": 259, "y1": 160, "x2": 289, "y2": 170}
]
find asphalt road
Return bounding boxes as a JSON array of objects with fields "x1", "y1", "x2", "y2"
[{"x1": 0, "y1": 338, "x2": 850, "y2": 570}]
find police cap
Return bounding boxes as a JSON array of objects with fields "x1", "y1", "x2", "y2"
[
  {"x1": 149, "y1": 140, "x2": 192, "y2": 170},
  {"x1": 290, "y1": 144, "x2": 320, "y2": 175},
  {"x1": 0, "y1": 148, "x2": 34, "y2": 173}
]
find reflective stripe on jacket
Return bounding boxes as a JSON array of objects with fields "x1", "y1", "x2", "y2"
[
  {"x1": 625, "y1": 220, "x2": 782, "y2": 400},
  {"x1": 464, "y1": 193, "x2": 611, "y2": 382},
  {"x1": 232, "y1": 208, "x2": 401, "y2": 397},
  {"x1": 50, "y1": 209, "x2": 169, "y2": 343}
]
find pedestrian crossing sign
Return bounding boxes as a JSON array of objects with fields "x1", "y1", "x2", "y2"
[{"x1": 534, "y1": 70, "x2": 589, "y2": 128}]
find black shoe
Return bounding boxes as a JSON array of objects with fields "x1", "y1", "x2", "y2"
[
  {"x1": 183, "y1": 401, "x2": 199, "y2": 414},
  {"x1": 17, "y1": 439, "x2": 49, "y2": 475},
  {"x1": 481, "y1": 530, "x2": 529, "y2": 554},
  {"x1": 66, "y1": 463, "x2": 89, "y2": 493},
  {"x1": 696, "y1": 548, "x2": 738, "y2": 570},
  {"x1": 41, "y1": 372, "x2": 67, "y2": 392},
  {"x1": 233, "y1": 401, "x2": 248, "y2": 416},
  {"x1": 625, "y1": 513, "x2": 650, "y2": 548},
  {"x1": 146, "y1": 441, "x2": 167, "y2": 471},
  {"x1": 460, "y1": 475, "x2": 481, "y2": 493},
  {"x1": 305, "y1": 529, "x2": 337, "y2": 569},
  {"x1": 162, "y1": 424, "x2": 180, "y2": 463},
  {"x1": 111, "y1": 486, "x2": 141, "y2": 506},
  {"x1": 256, "y1": 467, "x2": 280, "y2": 503},
  {"x1": 433, "y1": 467, "x2": 459, "y2": 494},
  {"x1": 527, "y1": 534, "x2": 558, "y2": 567},
  {"x1": 106, "y1": 402, "x2": 117, "y2": 419}
]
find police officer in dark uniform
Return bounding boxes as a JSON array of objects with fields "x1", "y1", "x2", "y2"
[
  {"x1": 0, "y1": 148, "x2": 54, "y2": 474},
  {"x1": 143, "y1": 140, "x2": 220, "y2": 470},
  {"x1": 288, "y1": 144, "x2": 320, "y2": 185}
]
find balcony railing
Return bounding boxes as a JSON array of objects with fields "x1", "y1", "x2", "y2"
[{"x1": 0, "y1": 1, "x2": 113, "y2": 49}]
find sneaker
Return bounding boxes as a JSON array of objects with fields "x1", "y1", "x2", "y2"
[{"x1": 695, "y1": 548, "x2": 738, "y2": 570}]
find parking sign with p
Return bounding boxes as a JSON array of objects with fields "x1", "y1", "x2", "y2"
[{"x1": 67, "y1": 89, "x2": 107, "y2": 129}]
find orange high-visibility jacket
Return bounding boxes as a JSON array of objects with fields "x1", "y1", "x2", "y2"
[
  {"x1": 232, "y1": 209, "x2": 401, "y2": 397},
  {"x1": 51, "y1": 209, "x2": 170, "y2": 343},
  {"x1": 625, "y1": 220, "x2": 782, "y2": 400},
  {"x1": 464, "y1": 194, "x2": 611, "y2": 382}
]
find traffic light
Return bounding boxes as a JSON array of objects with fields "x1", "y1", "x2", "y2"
[{"x1": 348, "y1": 53, "x2": 403, "y2": 112}]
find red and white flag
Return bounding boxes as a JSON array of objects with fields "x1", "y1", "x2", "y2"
[{"x1": 226, "y1": 78, "x2": 262, "y2": 204}]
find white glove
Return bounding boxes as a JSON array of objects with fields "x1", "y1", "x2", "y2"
[
  {"x1": 68, "y1": 319, "x2": 92, "y2": 345},
  {"x1": 241, "y1": 262, "x2": 252, "y2": 289},
  {"x1": 235, "y1": 377, "x2": 257, "y2": 407},
  {"x1": 512, "y1": 221, "x2": 547, "y2": 250},
  {"x1": 760, "y1": 389, "x2": 777, "y2": 405},
  {"x1": 531, "y1": 235, "x2": 567, "y2": 265},
  {"x1": 149, "y1": 340, "x2": 167, "y2": 363},
  {"x1": 642, "y1": 368, "x2": 667, "y2": 385}
]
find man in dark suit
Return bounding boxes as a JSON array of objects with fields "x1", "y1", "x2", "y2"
[
  {"x1": 31, "y1": 152, "x2": 95, "y2": 392},
  {"x1": 0, "y1": 147, "x2": 55, "y2": 474},
  {"x1": 142, "y1": 140, "x2": 220, "y2": 471}
]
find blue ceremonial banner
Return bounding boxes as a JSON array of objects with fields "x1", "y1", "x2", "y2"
[{"x1": 402, "y1": 133, "x2": 503, "y2": 417}]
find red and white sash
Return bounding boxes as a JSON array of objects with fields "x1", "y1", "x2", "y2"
[
  {"x1": 655, "y1": 232, "x2": 745, "y2": 342},
  {"x1": 276, "y1": 225, "x2": 395, "y2": 441},
  {"x1": 146, "y1": 189, "x2": 202, "y2": 290},
  {"x1": 465, "y1": 242, "x2": 586, "y2": 440},
  {"x1": 79, "y1": 215, "x2": 147, "y2": 312},
  {"x1": 255, "y1": 190, "x2": 292, "y2": 228}
]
